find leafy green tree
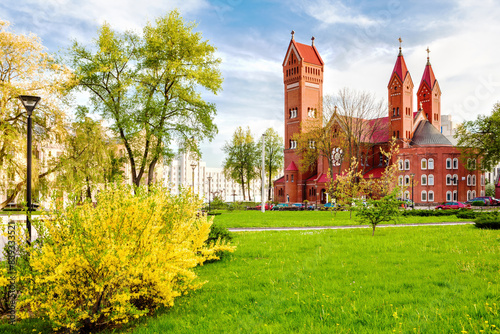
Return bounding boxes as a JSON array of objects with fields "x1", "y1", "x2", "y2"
[
  {"x1": 355, "y1": 190, "x2": 402, "y2": 236},
  {"x1": 223, "y1": 126, "x2": 259, "y2": 201},
  {"x1": 262, "y1": 128, "x2": 283, "y2": 201},
  {"x1": 67, "y1": 10, "x2": 222, "y2": 188},
  {"x1": 0, "y1": 21, "x2": 73, "y2": 209},
  {"x1": 485, "y1": 181, "x2": 495, "y2": 197},
  {"x1": 55, "y1": 116, "x2": 124, "y2": 203},
  {"x1": 455, "y1": 102, "x2": 500, "y2": 171}
]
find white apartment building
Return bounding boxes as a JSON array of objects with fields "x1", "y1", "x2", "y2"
[{"x1": 163, "y1": 152, "x2": 264, "y2": 202}]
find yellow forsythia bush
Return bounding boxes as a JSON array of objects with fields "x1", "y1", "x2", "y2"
[{"x1": 15, "y1": 185, "x2": 235, "y2": 332}]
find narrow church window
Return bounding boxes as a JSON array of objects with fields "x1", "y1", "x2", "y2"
[
  {"x1": 446, "y1": 174, "x2": 452, "y2": 185},
  {"x1": 446, "y1": 158, "x2": 452, "y2": 169},
  {"x1": 404, "y1": 175, "x2": 410, "y2": 185},
  {"x1": 421, "y1": 175, "x2": 427, "y2": 185},
  {"x1": 428, "y1": 159, "x2": 434, "y2": 170},
  {"x1": 421, "y1": 191, "x2": 427, "y2": 202},
  {"x1": 397, "y1": 131, "x2": 400, "y2": 138},
  {"x1": 421, "y1": 159, "x2": 427, "y2": 170},
  {"x1": 286, "y1": 175, "x2": 289, "y2": 182},
  {"x1": 398, "y1": 176, "x2": 403, "y2": 185},
  {"x1": 398, "y1": 159, "x2": 404, "y2": 171},
  {"x1": 446, "y1": 191, "x2": 452, "y2": 201},
  {"x1": 404, "y1": 159, "x2": 410, "y2": 170},
  {"x1": 392, "y1": 108, "x2": 395, "y2": 116},
  {"x1": 472, "y1": 175, "x2": 476, "y2": 186},
  {"x1": 291, "y1": 175, "x2": 294, "y2": 182},
  {"x1": 428, "y1": 174, "x2": 434, "y2": 185},
  {"x1": 453, "y1": 174, "x2": 458, "y2": 185},
  {"x1": 404, "y1": 191, "x2": 410, "y2": 200},
  {"x1": 397, "y1": 107, "x2": 399, "y2": 116},
  {"x1": 471, "y1": 190, "x2": 476, "y2": 198},
  {"x1": 453, "y1": 158, "x2": 458, "y2": 169}
]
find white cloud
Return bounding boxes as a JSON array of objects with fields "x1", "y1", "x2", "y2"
[{"x1": 296, "y1": 0, "x2": 381, "y2": 27}]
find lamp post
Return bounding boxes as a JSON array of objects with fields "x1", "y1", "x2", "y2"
[
  {"x1": 190, "y1": 162, "x2": 197, "y2": 192},
  {"x1": 261, "y1": 133, "x2": 266, "y2": 213},
  {"x1": 207, "y1": 176, "x2": 212, "y2": 212},
  {"x1": 410, "y1": 173, "x2": 415, "y2": 209},
  {"x1": 18, "y1": 95, "x2": 41, "y2": 245}
]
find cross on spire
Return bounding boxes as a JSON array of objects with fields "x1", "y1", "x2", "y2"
[
  {"x1": 291, "y1": 30, "x2": 295, "y2": 40},
  {"x1": 398, "y1": 37, "x2": 403, "y2": 55},
  {"x1": 426, "y1": 46, "x2": 431, "y2": 65}
]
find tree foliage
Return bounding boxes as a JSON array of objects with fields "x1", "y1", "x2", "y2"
[
  {"x1": 262, "y1": 127, "x2": 283, "y2": 201},
  {"x1": 67, "y1": 10, "x2": 222, "y2": 187},
  {"x1": 223, "y1": 126, "x2": 259, "y2": 201},
  {"x1": 455, "y1": 102, "x2": 500, "y2": 171},
  {"x1": 0, "y1": 21, "x2": 74, "y2": 209}
]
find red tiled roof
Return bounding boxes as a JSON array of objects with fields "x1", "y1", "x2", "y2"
[
  {"x1": 363, "y1": 167, "x2": 385, "y2": 179},
  {"x1": 420, "y1": 62, "x2": 436, "y2": 90},
  {"x1": 293, "y1": 40, "x2": 323, "y2": 66},
  {"x1": 285, "y1": 161, "x2": 299, "y2": 171},
  {"x1": 390, "y1": 53, "x2": 409, "y2": 85},
  {"x1": 274, "y1": 176, "x2": 285, "y2": 184},
  {"x1": 368, "y1": 116, "x2": 390, "y2": 143}
]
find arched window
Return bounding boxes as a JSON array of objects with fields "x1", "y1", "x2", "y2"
[
  {"x1": 428, "y1": 158, "x2": 434, "y2": 170},
  {"x1": 453, "y1": 190, "x2": 457, "y2": 201},
  {"x1": 428, "y1": 174, "x2": 434, "y2": 186},
  {"x1": 472, "y1": 175, "x2": 476, "y2": 186},
  {"x1": 446, "y1": 174, "x2": 452, "y2": 185},
  {"x1": 398, "y1": 176, "x2": 404, "y2": 186},
  {"x1": 446, "y1": 158, "x2": 452, "y2": 169},
  {"x1": 453, "y1": 174, "x2": 458, "y2": 185},
  {"x1": 453, "y1": 158, "x2": 458, "y2": 169},
  {"x1": 446, "y1": 191, "x2": 452, "y2": 201},
  {"x1": 467, "y1": 175, "x2": 471, "y2": 186},
  {"x1": 421, "y1": 159, "x2": 427, "y2": 170},
  {"x1": 404, "y1": 175, "x2": 410, "y2": 186},
  {"x1": 404, "y1": 159, "x2": 410, "y2": 170},
  {"x1": 398, "y1": 159, "x2": 404, "y2": 171},
  {"x1": 421, "y1": 175, "x2": 427, "y2": 185},
  {"x1": 467, "y1": 190, "x2": 471, "y2": 200},
  {"x1": 404, "y1": 191, "x2": 410, "y2": 200},
  {"x1": 428, "y1": 191, "x2": 434, "y2": 202},
  {"x1": 421, "y1": 191, "x2": 427, "y2": 202},
  {"x1": 472, "y1": 190, "x2": 476, "y2": 198}
]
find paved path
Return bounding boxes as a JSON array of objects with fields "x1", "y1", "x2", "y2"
[{"x1": 228, "y1": 221, "x2": 474, "y2": 232}]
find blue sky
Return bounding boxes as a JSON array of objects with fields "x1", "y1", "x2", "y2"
[{"x1": 1, "y1": 0, "x2": 500, "y2": 167}]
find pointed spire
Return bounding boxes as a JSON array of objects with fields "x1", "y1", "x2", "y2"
[
  {"x1": 291, "y1": 30, "x2": 295, "y2": 40},
  {"x1": 311, "y1": 36, "x2": 315, "y2": 46},
  {"x1": 390, "y1": 38, "x2": 409, "y2": 84},
  {"x1": 420, "y1": 48, "x2": 437, "y2": 89}
]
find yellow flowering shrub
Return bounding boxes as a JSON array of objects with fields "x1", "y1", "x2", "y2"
[{"x1": 14, "y1": 185, "x2": 235, "y2": 332}]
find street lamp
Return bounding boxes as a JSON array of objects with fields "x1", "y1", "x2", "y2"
[
  {"x1": 410, "y1": 173, "x2": 415, "y2": 209},
  {"x1": 207, "y1": 176, "x2": 212, "y2": 212},
  {"x1": 18, "y1": 95, "x2": 41, "y2": 245},
  {"x1": 261, "y1": 133, "x2": 266, "y2": 213},
  {"x1": 190, "y1": 162, "x2": 197, "y2": 192}
]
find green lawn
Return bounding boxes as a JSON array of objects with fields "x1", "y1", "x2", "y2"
[
  {"x1": 211, "y1": 210, "x2": 471, "y2": 228},
  {"x1": 124, "y1": 225, "x2": 499, "y2": 333}
]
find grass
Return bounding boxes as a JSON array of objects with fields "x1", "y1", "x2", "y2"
[
  {"x1": 211, "y1": 210, "x2": 471, "y2": 229},
  {"x1": 122, "y1": 225, "x2": 500, "y2": 333}
]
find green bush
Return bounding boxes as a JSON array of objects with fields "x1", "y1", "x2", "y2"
[
  {"x1": 472, "y1": 200, "x2": 485, "y2": 206},
  {"x1": 474, "y1": 212, "x2": 500, "y2": 229},
  {"x1": 402, "y1": 209, "x2": 458, "y2": 217},
  {"x1": 456, "y1": 209, "x2": 480, "y2": 219},
  {"x1": 207, "y1": 222, "x2": 233, "y2": 244}
]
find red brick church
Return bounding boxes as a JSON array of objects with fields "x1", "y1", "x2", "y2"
[{"x1": 274, "y1": 33, "x2": 484, "y2": 205}]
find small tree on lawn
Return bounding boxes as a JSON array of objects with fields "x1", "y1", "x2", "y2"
[
  {"x1": 331, "y1": 158, "x2": 368, "y2": 219},
  {"x1": 355, "y1": 139, "x2": 405, "y2": 235}
]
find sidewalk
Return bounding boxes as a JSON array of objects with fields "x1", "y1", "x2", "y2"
[{"x1": 228, "y1": 221, "x2": 474, "y2": 232}]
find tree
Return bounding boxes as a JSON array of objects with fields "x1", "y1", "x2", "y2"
[
  {"x1": 223, "y1": 126, "x2": 259, "y2": 201},
  {"x1": 355, "y1": 139, "x2": 404, "y2": 236},
  {"x1": 67, "y1": 10, "x2": 222, "y2": 188},
  {"x1": 262, "y1": 128, "x2": 283, "y2": 201},
  {"x1": 455, "y1": 102, "x2": 500, "y2": 171},
  {"x1": 54, "y1": 115, "x2": 124, "y2": 203},
  {"x1": 0, "y1": 21, "x2": 73, "y2": 209},
  {"x1": 330, "y1": 88, "x2": 387, "y2": 172}
]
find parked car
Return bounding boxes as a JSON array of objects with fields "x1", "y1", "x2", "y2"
[
  {"x1": 435, "y1": 201, "x2": 471, "y2": 210},
  {"x1": 255, "y1": 203, "x2": 273, "y2": 210},
  {"x1": 272, "y1": 203, "x2": 289, "y2": 211},
  {"x1": 474, "y1": 196, "x2": 497, "y2": 205},
  {"x1": 465, "y1": 197, "x2": 488, "y2": 206}
]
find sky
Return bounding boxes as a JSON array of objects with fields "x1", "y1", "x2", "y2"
[{"x1": 1, "y1": 0, "x2": 500, "y2": 167}]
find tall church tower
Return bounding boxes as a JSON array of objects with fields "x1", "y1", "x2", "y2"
[
  {"x1": 417, "y1": 48, "x2": 441, "y2": 131},
  {"x1": 282, "y1": 31, "x2": 324, "y2": 203},
  {"x1": 388, "y1": 41, "x2": 414, "y2": 142}
]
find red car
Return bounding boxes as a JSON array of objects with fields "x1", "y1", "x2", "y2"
[
  {"x1": 435, "y1": 201, "x2": 471, "y2": 210},
  {"x1": 256, "y1": 203, "x2": 273, "y2": 210}
]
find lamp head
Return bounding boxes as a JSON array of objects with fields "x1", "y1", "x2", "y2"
[{"x1": 18, "y1": 95, "x2": 41, "y2": 116}]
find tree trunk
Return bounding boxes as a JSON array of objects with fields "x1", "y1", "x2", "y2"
[
  {"x1": 372, "y1": 224, "x2": 376, "y2": 236},
  {"x1": 86, "y1": 176, "x2": 92, "y2": 200},
  {"x1": 147, "y1": 157, "x2": 158, "y2": 188},
  {"x1": 240, "y1": 175, "x2": 246, "y2": 201}
]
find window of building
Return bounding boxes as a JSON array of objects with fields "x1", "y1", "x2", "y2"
[
  {"x1": 291, "y1": 175, "x2": 294, "y2": 182},
  {"x1": 421, "y1": 191, "x2": 427, "y2": 202},
  {"x1": 404, "y1": 191, "x2": 410, "y2": 200},
  {"x1": 481, "y1": 175, "x2": 485, "y2": 186},
  {"x1": 421, "y1": 174, "x2": 427, "y2": 185},
  {"x1": 467, "y1": 190, "x2": 471, "y2": 201},
  {"x1": 428, "y1": 174, "x2": 434, "y2": 186},
  {"x1": 398, "y1": 176, "x2": 403, "y2": 186},
  {"x1": 405, "y1": 175, "x2": 410, "y2": 186},
  {"x1": 428, "y1": 158, "x2": 434, "y2": 170},
  {"x1": 467, "y1": 175, "x2": 471, "y2": 186},
  {"x1": 428, "y1": 191, "x2": 434, "y2": 202},
  {"x1": 472, "y1": 190, "x2": 476, "y2": 198},
  {"x1": 398, "y1": 159, "x2": 404, "y2": 171},
  {"x1": 286, "y1": 175, "x2": 289, "y2": 182},
  {"x1": 421, "y1": 159, "x2": 427, "y2": 170},
  {"x1": 472, "y1": 175, "x2": 476, "y2": 186},
  {"x1": 453, "y1": 174, "x2": 458, "y2": 185},
  {"x1": 453, "y1": 190, "x2": 457, "y2": 201},
  {"x1": 404, "y1": 159, "x2": 410, "y2": 170},
  {"x1": 446, "y1": 191, "x2": 452, "y2": 201},
  {"x1": 446, "y1": 158, "x2": 452, "y2": 169},
  {"x1": 446, "y1": 174, "x2": 452, "y2": 185},
  {"x1": 453, "y1": 158, "x2": 458, "y2": 169},
  {"x1": 481, "y1": 190, "x2": 485, "y2": 196}
]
